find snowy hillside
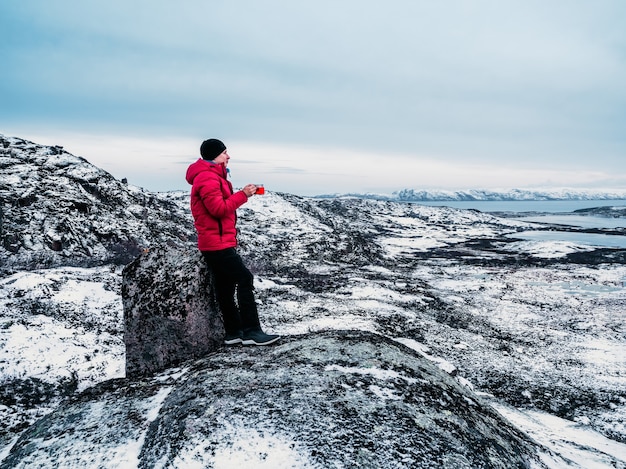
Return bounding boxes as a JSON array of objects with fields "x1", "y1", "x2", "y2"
[
  {"x1": 0, "y1": 134, "x2": 194, "y2": 273},
  {"x1": 1, "y1": 134, "x2": 626, "y2": 467}
]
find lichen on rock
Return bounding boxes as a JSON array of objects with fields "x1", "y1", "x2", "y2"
[{"x1": 122, "y1": 245, "x2": 223, "y2": 377}]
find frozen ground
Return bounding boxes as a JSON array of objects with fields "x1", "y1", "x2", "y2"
[
  {"x1": 2, "y1": 263, "x2": 625, "y2": 467},
  {"x1": 2, "y1": 192, "x2": 626, "y2": 467}
]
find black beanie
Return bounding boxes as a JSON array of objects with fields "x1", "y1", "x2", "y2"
[{"x1": 200, "y1": 139, "x2": 227, "y2": 160}]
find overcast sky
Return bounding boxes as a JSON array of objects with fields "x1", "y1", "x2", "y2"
[{"x1": 1, "y1": 1, "x2": 625, "y2": 195}]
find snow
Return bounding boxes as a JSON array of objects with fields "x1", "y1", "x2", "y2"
[
  {"x1": 2, "y1": 133, "x2": 626, "y2": 467},
  {"x1": 128, "y1": 386, "x2": 176, "y2": 467},
  {"x1": 398, "y1": 333, "x2": 626, "y2": 468},
  {"x1": 0, "y1": 267, "x2": 125, "y2": 390},
  {"x1": 503, "y1": 240, "x2": 586, "y2": 258},
  {"x1": 391, "y1": 187, "x2": 626, "y2": 202},
  {"x1": 0, "y1": 260, "x2": 626, "y2": 469},
  {"x1": 205, "y1": 422, "x2": 317, "y2": 469},
  {"x1": 394, "y1": 337, "x2": 461, "y2": 378},
  {"x1": 3, "y1": 248, "x2": 626, "y2": 468},
  {"x1": 0, "y1": 437, "x2": 18, "y2": 464},
  {"x1": 493, "y1": 401, "x2": 626, "y2": 469}
]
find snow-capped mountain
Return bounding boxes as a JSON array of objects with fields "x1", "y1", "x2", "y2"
[
  {"x1": 317, "y1": 188, "x2": 626, "y2": 202},
  {"x1": 1, "y1": 134, "x2": 626, "y2": 467}
]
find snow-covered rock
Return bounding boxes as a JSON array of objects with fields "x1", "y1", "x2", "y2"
[
  {"x1": 1, "y1": 330, "x2": 553, "y2": 469},
  {"x1": 0, "y1": 134, "x2": 194, "y2": 273}
]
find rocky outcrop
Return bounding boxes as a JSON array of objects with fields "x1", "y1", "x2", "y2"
[
  {"x1": 0, "y1": 330, "x2": 551, "y2": 468},
  {"x1": 122, "y1": 245, "x2": 223, "y2": 377},
  {"x1": 0, "y1": 134, "x2": 195, "y2": 273}
]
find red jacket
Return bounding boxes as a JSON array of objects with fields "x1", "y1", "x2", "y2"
[{"x1": 186, "y1": 158, "x2": 249, "y2": 251}]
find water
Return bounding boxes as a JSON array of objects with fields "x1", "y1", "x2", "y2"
[
  {"x1": 506, "y1": 231, "x2": 626, "y2": 249},
  {"x1": 527, "y1": 279, "x2": 625, "y2": 297},
  {"x1": 417, "y1": 199, "x2": 626, "y2": 248},
  {"x1": 518, "y1": 215, "x2": 626, "y2": 229},
  {"x1": 417, "y1": 199, "x2": 626, "y2": 214}
]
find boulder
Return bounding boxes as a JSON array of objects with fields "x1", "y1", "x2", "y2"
[
  {"x1": 122, "y1": 245, "x2": 223, "y2": 377},
  {"x1": 0, "y1": 330, "x2": 552, "y2": 468}
]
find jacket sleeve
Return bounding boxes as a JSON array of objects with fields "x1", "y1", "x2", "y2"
[{"x1": 197, "y1": 174, "x2": 248, "y2": 219}]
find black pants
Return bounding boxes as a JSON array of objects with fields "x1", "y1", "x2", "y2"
[{"x1": 202, "y1": 248, "x2": 261, "y2": 334}]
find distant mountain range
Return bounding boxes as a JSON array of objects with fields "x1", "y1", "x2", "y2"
[{"x1": 317, "y1": 188, "x2": 626, "y2": 202}]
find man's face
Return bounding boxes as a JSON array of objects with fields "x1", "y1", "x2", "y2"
[{"x1": 213, "y1": 150, "x2": 229, "y2": 166}]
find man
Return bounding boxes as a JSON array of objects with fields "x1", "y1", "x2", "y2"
[{"x1": 186, "y1": 138, "x2": 280, "y2": 346}]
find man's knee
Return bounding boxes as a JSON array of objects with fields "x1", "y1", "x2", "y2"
[{"x1": 238, "y1": 268, "x2": 254, "y2": 287}]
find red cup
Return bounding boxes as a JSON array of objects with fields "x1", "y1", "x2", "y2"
[{"x1": 255, "y1": 184, "x2": 265, "y2": 195}]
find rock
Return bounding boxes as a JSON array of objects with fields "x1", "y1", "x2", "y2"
[
  {"x1": 0, "y1": 331, "x2": 549, "y2": 468},
  {"x1": 0, "y1": 134, "x2": 196, "y2": 273},
  {"x1": 122, "y1": 245, "x2": 224, "y2": 377}
]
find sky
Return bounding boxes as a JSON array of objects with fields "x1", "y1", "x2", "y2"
[{"x1": 1, "y1": 0, "x2": 625, "y2": 196}]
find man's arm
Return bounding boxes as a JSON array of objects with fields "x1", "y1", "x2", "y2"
[{"x1": 198, "y1": 176, "x2": 249, "y2": 219}]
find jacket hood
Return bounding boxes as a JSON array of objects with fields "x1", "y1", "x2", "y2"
[{"x1": 186, "y1": 159, "x2": 226, "y2": 185}]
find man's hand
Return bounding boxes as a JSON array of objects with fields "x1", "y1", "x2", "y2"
[{"x1": 243, "y1": 184, "x2": 257, "y2": 197}]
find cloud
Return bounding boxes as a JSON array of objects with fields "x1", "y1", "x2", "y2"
[
  {"x1": 1, "y1": 1, "x2": 625, "y2": 193},
  {"x1": 5, "y1": 128, "x2": 626, "y2": 196}
]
